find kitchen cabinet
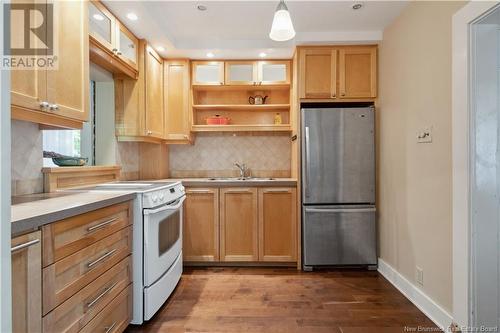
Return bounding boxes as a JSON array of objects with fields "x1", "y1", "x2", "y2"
[
  {"x1": 220, "y1": 188, "x2": 258, "y2": 261},
  {"x1": 192, "y1": 61, "x2": 225, "y2": 85},
  {"x1": 257, "y1": 61, "x2": 290, "y2": 85},
  {"x1": 183, "y1": 188, "x2": 219, "y2": 262},
  {"x1": 225, "y1": 61, "x2": 257, "y2": 85},
  {"x1": 224, "y1": 60, "x2": 290, "y2": 86},
  {"x1": 258, "y1": 188, "x2": 297, "y2": 262},
  {"x1": 145, "y1": 45, "x2": 164, "y2": 138},
  {"x1": 164, "y1": 60, "x2": 192, "y2": 143},
  {"x1": 11, "y1": 0, "x2": 89, "y2": 129},
  {"x1": 299, "y1": 48, "x2": 337, "y2": 99},
  {"x1": 88, "y1": 0, "x2": 139, "y2": 77},
  {"x1": 339, "y1": 47, "x2": 377, "y2": 99},
  {"x1": 115, "y1": 40, "x2": 164, "y2": 142},
  {"x1": 11, "y1": 231, "x2": 42, "y2": 333},
  {"x1": 298, "y1": 46, "x2": 377, "y2": 100}
]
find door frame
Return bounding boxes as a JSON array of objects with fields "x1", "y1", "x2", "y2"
[{"x1": 452, "y1": 1, "x2": 500, "y2": 327}]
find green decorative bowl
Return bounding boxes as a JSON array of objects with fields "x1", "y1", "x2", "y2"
[{"x1": 52, "y1": 157, "x2": 88, "y2": 167}]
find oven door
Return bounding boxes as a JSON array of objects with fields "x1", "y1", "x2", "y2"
[{"x1": 143, "y1": 196, "x2": 185, "y2": 287}]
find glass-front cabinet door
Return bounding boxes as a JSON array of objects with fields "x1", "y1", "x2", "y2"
[
  {"x1": 88, "y1": 1, "x2": 115, "y2": 51},
  {"x1": 192, "y1": 61, "x2": 225, "y2": 85},
  {"x1": 116, "y1": 21, "x2": 138, "y2": 70},
  {"x1": 225, "y1": 61, "x2": 257, "y2": 85},
  {"x1": 257, "y1": 61, "x2": 290, "y2": 85}
]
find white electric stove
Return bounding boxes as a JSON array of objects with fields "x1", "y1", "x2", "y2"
[{"x1": 88, "y1": 181, "x2": 185, "y2": 324}]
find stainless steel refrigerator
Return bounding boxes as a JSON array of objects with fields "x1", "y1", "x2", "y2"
[{"x1": 301, "y1": 106, "x2": 377, "y2": 270}]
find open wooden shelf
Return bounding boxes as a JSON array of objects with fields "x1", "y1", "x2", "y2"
[
  {"x1": 192, "y1": 84, "x2": 290, "y2": 91},
  {"x1": 191, "y1": 124, "x2": 292, "y2": 133},
  {"x1": 192, "y1": 104, "x2": 290, "y2": 111}
]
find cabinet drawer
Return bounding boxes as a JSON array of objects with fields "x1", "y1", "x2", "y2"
[
  {"x1": 43, "y1": 256, "x2": 132, "y2": 333},
  {"x1": 42, "y1": 201, "x2": 132, "y2": 267},
  {"x1": 80, "y1": 284, "x2": 132, "y2": 333},
  {"x1": 43, "y1": 227, "x2": 132, "y2": 315}
]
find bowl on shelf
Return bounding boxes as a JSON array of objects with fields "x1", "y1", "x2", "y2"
[
  {"x1": 206, "y1": 114, "x2": 230, "y2": 125},
  {"x1": 52, "y1": 157, "x2": 88, "y2": 167}
]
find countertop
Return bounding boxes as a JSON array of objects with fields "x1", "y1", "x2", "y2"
[
  {"x1": 11, "y1": 190, "x2": 136, "y2": 236},
  {"x1": 162, "y1": 178, "x2": 298, "y2": 187}
]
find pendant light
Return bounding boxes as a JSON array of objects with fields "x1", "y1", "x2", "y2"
[{"x1": 269, "y1": 0, "x2": 295, "y2": 42}]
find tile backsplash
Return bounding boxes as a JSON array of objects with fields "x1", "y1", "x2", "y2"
[
  {"x1": 169, "y1": 133, "x2": 291, "y2": 178},
  {"x1": 11, "y1": 120, "x2": 44, "y2": 195}
]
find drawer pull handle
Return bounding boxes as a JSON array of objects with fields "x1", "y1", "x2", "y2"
[
  {"x1": 104, "y1": 322, "x2": 117, "y2": 333},
  {"x1": 86, "y1": 281, "x2": 118, "y2": 309},
  {"x1": 11, "y1": 239, "x2": 40, "y2": 252},
  {"x1": 87, "y1": 218, "x2": 118, "y2": 233},
  {"x1": 86, "y1": 249, "x2": 117, "y2": 269}
]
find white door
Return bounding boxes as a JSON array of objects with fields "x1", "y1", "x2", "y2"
[{"x1": 470, "y1": 6, "x2": 500, "y2": 328}]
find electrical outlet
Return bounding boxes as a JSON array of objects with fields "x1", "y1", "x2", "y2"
[
  {"x1": 416, "y1": 267, "x2": 424, "y2": 286},
  {"x1": 417, "y1": 127, "x2": 432, "y2": 143}
]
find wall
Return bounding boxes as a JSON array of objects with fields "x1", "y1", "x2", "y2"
[
  {"x1": 378, "y1": 1, "x2": 465, "y2": 313},
  {"x1": 169, "y1": 133, "x2": 291, "y2": 178}
]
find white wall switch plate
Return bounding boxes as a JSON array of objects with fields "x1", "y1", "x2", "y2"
[
  {"x1": 416, "y1": 266, "x2": 424, "y2": 286},
  {"x1": 417, "y1": 127, "x2": 432, "y2": 143}
]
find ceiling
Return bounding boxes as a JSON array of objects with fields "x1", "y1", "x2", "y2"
[{"x1": 103, "y1": 1, "x2": 409, "y2": 59}]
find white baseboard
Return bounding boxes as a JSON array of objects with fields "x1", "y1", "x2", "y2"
[{"x1": 377, "y1": 258, "x2": 453, "y2": 331}]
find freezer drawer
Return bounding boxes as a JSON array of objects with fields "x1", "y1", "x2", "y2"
[{"x1": 302, "y1": 206, "x2": 377, "y2": 266}]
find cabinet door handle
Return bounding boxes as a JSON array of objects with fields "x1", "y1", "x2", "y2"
[
  {"x1": 49, "y1": 104, "x2": 59, "y2": 111},
  {"x1": 341, "y1": 92, "x2": 346, "y2": 96},
  {"x1": 86, "y1": 281, "x2": 118, "y2": 309},
  {"x1": 11, "y1": 239, "x2": 40, "y2": 253},
  {"x1": 39, "y1": 101, "x2": 49, "y2": 109},
  {"x1": 219, "y1": 82, "x2": 224, "y2": 85},
  {"x1": 86, "y1": 249, "x2": 117, "y2": 269},
  {"x1": 146, "y1": 130, "x2": 153, "y2": 135},
  {"x1": 87, "y1": 218, "x2": 117, "y2": 233},
  {"x1": 112, "y1": 48, "x2": 118, "y2": 53},
  {"x1": 264, "y1": 189, "x2": 290, "y2": 193},
  {"x1": 104, "y1": 322, "x2": 117, "y2": 333},
  {"x1": 332, "y1": 93, "x2": 336, "y2": 98}
]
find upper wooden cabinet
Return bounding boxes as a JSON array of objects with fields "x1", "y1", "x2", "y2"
[
  {"x1": 220, "y1": 188, "x2": 258, "y2": 262},
  {"x1": 115, "y1": 40, "x2": 164, "y2": 142},
  {"x1": 225, "y1": 61, "x2": 256, "y2": 85},
  {"x1": 338, "y1": 47, "x2": 377, "y2": 98},
  {"x1": 257, "y1": 61, "x2": 290, "y2": 85},
  {"x1": 183, "y1": 188, "x2": 220, "y2": 262},
  {"x1": 89, "y1": 1, "x2": 139, "y2": 78},
  {"x1": 258, "y1": 188, "x2": 297, "y2": 262},
  {"x1": 11, "y1": 0, "x2": 89, "y2": 129},
  {"x1": 164, "y1": 60, "x2": 192, "y2": 143},
  {"x1": 12, "y1": 231, "x2": 42, "y2": 333},
  {"x1": 192, "y1": 61, "x2": 224, "y2": 85},
  {"x1": 299, "y1": 48, "x2": 337, "y2": 99},
  {"x1": 145, "y1": 45, "x2": 164, "y2": 138},
  {"x1": 299, "y1": 46, "x2": 377, "y2": 100},
  {"x1": 224, "y1": 60, "x2": 290, "y2": 86}
]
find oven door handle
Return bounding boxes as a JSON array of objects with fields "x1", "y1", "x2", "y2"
[{"x1": 143, "y1": 196, "x2": 185, "y2": 215}]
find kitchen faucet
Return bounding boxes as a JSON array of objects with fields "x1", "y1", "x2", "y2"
[{"x1": 234, "y1": 162, "x2": 248, "y2": 179}]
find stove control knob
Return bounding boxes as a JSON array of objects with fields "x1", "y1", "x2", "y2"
[
  {"x1": 159, "y1": 193, "x2": 165, "y2": 201},
  {"x1": 152, "y1": 195, "x2": 158, "y2": 203}
]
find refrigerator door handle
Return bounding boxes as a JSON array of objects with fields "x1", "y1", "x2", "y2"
[
  {"x1": 305, "y1": 207, "x2": 376, "y2": 213},
  {"x1": 304, "y1": 126, "x2": 311, "y2": 198}
]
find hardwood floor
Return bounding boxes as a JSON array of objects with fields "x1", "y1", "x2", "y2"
[{"x1": 126, "y1": 267, "x2": 440, "y2": 333}]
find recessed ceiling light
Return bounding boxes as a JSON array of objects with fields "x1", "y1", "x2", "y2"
[
  {"x1": 157, "y1": 46, "x2": 165, "y2": 52},
  {"x1": 126, "y1": 12, "x2": 138, "y2": 21},
  {"x1": 206, "y1": 52, "x2": 215, "y2": 58},
  {"x1": 352, "y1": 3, "x2": 363, "y2": 10},
  {"x1": 93, "y1": 14, "x2": 104, "y2": 21},
  {"x1": 197, "y1": 4, "x2": 207, "y2": 11},
  {"x1": 259, "y1": 52, "x2": 267, "y2": 58}
]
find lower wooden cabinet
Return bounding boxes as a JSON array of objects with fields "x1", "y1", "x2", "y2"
[
  {"x1": 220, "y1": 188, "x2": 259, "y2": 262},
  {"x1": 11, "y1": 231, "x2": 42, "y2": 333},
  {"x1": 258, "y1": 188, "x2": 297, "y2": 262},
  {"x1": 184, "y1": 186, "x2": 297, "y2": 264},
  {"x1": 183, "y1": 188, "x2": 219, "y2": 261}
]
